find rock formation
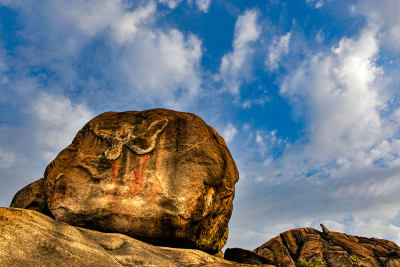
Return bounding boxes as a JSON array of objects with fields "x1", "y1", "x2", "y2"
[
  {"x1": 10, "y1": 178, "x2": 52, "y2": 217},
  {"x1": 0, "y1": 208, "x2": 252, "y2": 267},
  {"x1": 12, "y1": 109, "x2": 239, "y2": 253},
  {"x1": 7, "y1": 108, "x2": 400, "y2": 267},
  {"x1": 225, "y1": 248, "x2": 274, "y2": 265},
  {"x1": 251, "y1": 225, "x2": 400, "y2": 266}
]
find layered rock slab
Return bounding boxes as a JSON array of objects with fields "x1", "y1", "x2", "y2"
[
  {"x1": 253, "y1": 225, "x2": 400, "y2": 266},
  {"x1": 0, "y1": 208, "x2": 253, "y2": 267},
  {"x1": 42, "y1": 109, "x2": 239, "y2": 253}
]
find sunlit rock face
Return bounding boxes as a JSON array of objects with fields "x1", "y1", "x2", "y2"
[
  {"x1": 43, "y1": 109, "x2": 239, "y2": 253},
  {"x1": 253, "y1": 226, "x2": 400, "y2": 267},
  {"x1": 0, "y1": 208, "x2": 250, "y2": 267}
]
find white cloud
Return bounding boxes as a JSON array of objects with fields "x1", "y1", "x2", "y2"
[
  {"x1": 357, "y1": 0, "x2": 400, "y2": 52},
  {"x1": 265, "y1": 31, "x2": 292, "y2": 71},
  {"x1": 280, "y1": 26, "x2": 394, "y2": 168},
  {"x1": 56, "y1": 0, "x2": 156, "y2": 43},
  {"x1": 227, "y1": 6, "x2": 400, "y2": 249},
  {"x1": 349, "y1": 218, "x2": 400, "y2": 244},
  {"x1": 195, "y1": 0, "x2": 211, "y2": 12},
  {"x1": 32, "y1": 93, "x2": 93, "y2": 160},
  {"x1": 158, "y1": 0, "x2": 182, "y2": 9},
  {"x1": 305, "y1": 0, "x2": 325, "y2": 9},
  {"x1": 160, "y1": 0, "x2": 211, "y2": 12},
  {"x1": 315, "y1": 30, "x2": 325, "y2": 43},
  {"x1": 0, "y1": 0, "x2": 203, "y2": 109},
  {"x1": 222, "y1": 123, "x2": 238, "y2": 144},
  {"x1": 118, "y1": 29, "x2": 202, "y2": 108},
  {"x1": 219, "y1": 9, "x2": 260, "y2": 94}
]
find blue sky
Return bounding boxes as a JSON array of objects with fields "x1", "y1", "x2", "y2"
[{"x1": 1, "y1": 0, "x2": 400, "y2": 250}]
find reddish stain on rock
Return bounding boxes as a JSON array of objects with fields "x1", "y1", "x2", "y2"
[{"x1": 43, "y1": 109, "x2": 239, "y2": 253}]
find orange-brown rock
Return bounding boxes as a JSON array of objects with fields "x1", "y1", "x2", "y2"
[
  {"x1": 42, "y1": 109, "x2": 239, "y2": 253},
  {"x1": 10, "y1": 178, "x2": 52, "y2": 217},
  {"x1": 0, "y1": 207, "x2": 254, "y2": 267},
  {"x1": 224, "y1": 248, "x2": 273, "y2": 265},
  {"x1": 253, "y1": 225, "x2": 400, "y2": 266}
]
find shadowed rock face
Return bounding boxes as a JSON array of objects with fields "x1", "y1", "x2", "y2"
[
  {"x1": 253, "y1": 225, "x2": 400, "y2": 267},
  {"x1": 10, "y1": 178, "x2": 52, "y2": 218},
  {"x1": 0, "y1": 208, "x2": 250, "y2": 267},
  {"x1": 42, "y1": 109, "x2": 239, "y2": 253}
]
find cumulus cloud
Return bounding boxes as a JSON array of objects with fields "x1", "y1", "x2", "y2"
[
  {"x1": 265, "y1": 32, "x2": 292, "y2": 71},
  {"x1": 0, "y1": 0, "x2": 203, "y2": 109},
  {"x1": 280, "y1": 26, "x2": 392, "y2": 169},
  {"x1": 227, "y1": 5, "x2": 400, "y2": 248},
  {"x1": 118, "y1": 29, "x2": 202, "y2": 108},
  {"x1": 357, "y1": 0, "x2": 400, "y2": 52},
  {"x1": 219, "y1": 9, "x2": 260, "y2": 94}
]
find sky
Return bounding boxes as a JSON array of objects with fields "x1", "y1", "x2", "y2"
[{"x1": 1, "y1": 0, "x2": 400, "y2": 250}]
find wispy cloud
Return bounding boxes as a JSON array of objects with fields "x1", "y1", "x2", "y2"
[
  {"x1": 194, "y1": 0, "x2": 211, "y2": 12},
  {"x1": 159, "y1": 0, "x2": 211, "y2": 12},
  {"x1": 219, "y1": 9, "x2": 260, "y2": 94},
  {"x1": 265, "y1": 32, "x2": 292, "y2": 71},
  {"x1": 305, "y1": 0, "x2": 325, "y2": 9},
  {"x1": 222, "y1": 122, "x2": 238, "y2": 144}
]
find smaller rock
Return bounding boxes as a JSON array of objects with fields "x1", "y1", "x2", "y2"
[
  {"x1": 254, "y1": 227, "x2": 400, "y2": 267},
  {"x1": 320, "y1": 224, "x2": 329, "y2": 235},
  {"x1": 224, "y1": 248, "x2": 273, "y2": 265},
  {"x1": 10, "y1": 178, "x2": 52, "y2": 217}
]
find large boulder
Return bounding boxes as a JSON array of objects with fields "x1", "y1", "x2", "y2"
[
  {"x1": 0, "y1": 208, "x2": 251, "y2": 267},
  {"x1": 252, "y1": 225, "x2": 400, "y2": 266},
  {"x1": 42, "y1": 109, "x2": 239, "y2": 253}
]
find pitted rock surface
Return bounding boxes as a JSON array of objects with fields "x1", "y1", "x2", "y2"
[
  {"x1": 43, "y1": 109, "x2": 239, "y2": 253},
  {"x1": 253, "y1": 225, "x2": 400, "y2": 267},
  {"x1": 0, "y1": 208, "x2": 254, "y2": 267}
]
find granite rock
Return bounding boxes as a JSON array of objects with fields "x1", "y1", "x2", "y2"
[
  {"x1": 254, "y1": 225, "x2": 400, "y2": 266},
  {"x1": 43, "y1": 109, "x2": 239, "y2": 253},
  {"x1": 0, "y1": 208, "x2": 253, "y2": 267}
]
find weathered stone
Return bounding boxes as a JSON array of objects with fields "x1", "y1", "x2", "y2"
[
  {"x1": 224, "y1": 248, "x2": 274, "y2": 265},
  {"x1": 43, "y1": 109, "x2": 239, "y2": 253},
  {"x1": 10, "y1": 178, "x2": 52, "y2": 217},
  {"x1": 0, "y1": 208, "x2": 254, "y2": 267},
  {"x1": 254, "y1": 225, "x2": 400, "y2": 267}
]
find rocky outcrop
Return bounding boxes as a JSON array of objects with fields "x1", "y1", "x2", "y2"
[
  {"x1": 41, "y1": 109, "x2": 238, "y2": 253},
  {"x1": 10, "y1": 178, "x2": 52, "y2": 217},
  {"x1": 0, "y1": 208, "x2": 253, "y2": 267},
  {"x1": 253, "y1": 225, "x2": 400, "y2": 266},
  {"x1": 225, "y1": 248, "x2": 274, "y2": 265}
]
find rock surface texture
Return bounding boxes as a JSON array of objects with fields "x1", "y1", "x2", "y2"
[
  {"x1": 42, "y1": 109, "x2": 239, "y2": 253},
  {"x1": 0, "y1": 208, "x2": 252, "y2": 267},
  {"x1": 10, "y1": 178, "x2": 52, "y2": 217},
  {"x1": 253, "y1": 225, "x2": 400, "y2": 266}
]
